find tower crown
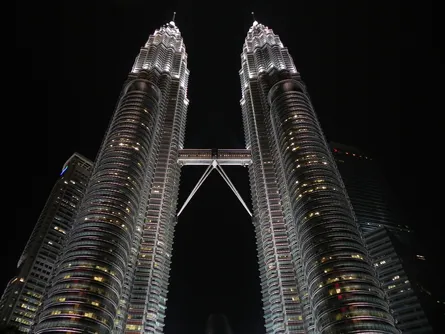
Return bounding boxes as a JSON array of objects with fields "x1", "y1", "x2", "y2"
[
  {"x1": 239, "y1": 18, "x2": 297, "y2": 86},
  {"x1": 131, "y1": 14, "x2": 187, "y2": 74},
  {"x1": 243, "y1": 19, "x2": 285, "y2": 55},
  {"x1": 157, "y1": 12, "x2": 180, "y2": 37},
  {"x1": 156, "y1": 19, "x2": 181, "y2": 38}
]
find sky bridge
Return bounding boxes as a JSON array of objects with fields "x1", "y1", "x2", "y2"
[
  {"x1": 177, "y1": 149, "x2": 253, "y2": 217},
  {"x1": 177, "y1": 149, "x2": 252, "y2": 166}
]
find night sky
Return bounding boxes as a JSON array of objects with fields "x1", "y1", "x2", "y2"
[{"x1": 9, "y1": 1, "x2": 438, "y2": 333}]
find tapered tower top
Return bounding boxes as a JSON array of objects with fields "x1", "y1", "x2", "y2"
[
  {"x1": 143, "y1": 14, "x2": 184, "y2": 51},
  {"x1": 243, "y1": 16, "x2": 285, "y2": 53},
  {"x1": 246, "y1": 14, "x2": 271, "y2": 37},
  {"x1": 131, "y1": 13, "x2": 187, "y2": 73},
  {"x1": 151, "y1": 12, "x2": 181, "y2": 39}
]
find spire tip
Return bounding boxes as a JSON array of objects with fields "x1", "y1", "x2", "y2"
[{"x1": 251, "y1": 12, "x2": 258, "y2": 26}]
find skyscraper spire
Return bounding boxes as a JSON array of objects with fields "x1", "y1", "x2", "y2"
[
  {"x1": 251, "y1": 11, "x2": 258, "y2": 25},
  {"x1": 168, "y1": 11, "x2": 177, "y2": 27}
]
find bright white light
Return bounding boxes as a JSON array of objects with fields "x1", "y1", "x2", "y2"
[
  {"x1": 169, "y1": 21, "x2": 175, "y2": 26},
  {"x1": 253, "y1": 20, "x2": 258, "y2": 26}
]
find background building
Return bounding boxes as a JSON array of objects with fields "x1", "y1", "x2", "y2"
[
  {"x1": 330, "y1": 142, "x2": 436, "y2": 333},
  {"x1": 0, "y1": 153, "x2": 92, "y2": 332}
]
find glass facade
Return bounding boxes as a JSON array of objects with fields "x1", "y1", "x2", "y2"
[
  {"x1": 0, "y1": 153, "x2": 93, "y2": 332},
  {"x1": 329, "y1": 142, "x2": 407, "y2": 234},
  {"x1": 365, "y1": 229, "x2": 431, "y2": 333},
  {"x1": 239, "y1": 21, "x2": 398, "y2": 333},
  {"x1": 330, "y1": 142, "x2": 433, "y2": 333}
]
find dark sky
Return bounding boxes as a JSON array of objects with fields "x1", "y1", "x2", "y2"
[{"x1": 10, "y1": 1, "x2": 438, "y2": 333}]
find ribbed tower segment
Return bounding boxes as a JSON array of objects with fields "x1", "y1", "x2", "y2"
[
  {"x1": 240, "y1": 21, "x2": 306, "y2": 334},
  {"x1": 122, "y1": 21, "x2": 189, "y2": 334},
  {"x1": 240, "y1": 21, "x2": 398, "y2": 334},
  {"x1": 33, "y1": 20, "x2": 189, "y2": 334}
]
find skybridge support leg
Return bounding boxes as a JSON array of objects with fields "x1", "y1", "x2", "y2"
[
  {"x1": 214, "y1": 163, "x2": 252, "y2": 217},
  {"x1": 177, "y1": 164, "x2": 213, "y2": 217},
  {"x1": 177, "y1": 160, "x2": 252, "y2": 218}
]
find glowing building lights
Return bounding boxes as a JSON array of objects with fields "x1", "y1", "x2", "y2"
[
  {"x1": 0, "y1": 154, "x2": 92, "y2": 332},
  {"x1": 33, "y1": 19, "x2": 189, "y2": 334},
  {"x1": 239, "y1": 20, "x2": 397, "y2": 333}
]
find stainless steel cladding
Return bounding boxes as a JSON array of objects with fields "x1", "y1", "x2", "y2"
[
  {"x1": 33, "y1": 20, "x2": 189, "y2": 334},
  {"x1": 239, "y1": 21, "x2": 398, "y2": 334}
]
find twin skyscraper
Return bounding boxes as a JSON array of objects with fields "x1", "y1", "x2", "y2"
[{"x1": 10, "y1": 18, "x2": 400, "y2": 333}]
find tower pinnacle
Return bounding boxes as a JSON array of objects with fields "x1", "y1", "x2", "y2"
[
  {"x1": 169, "y1": 11, "x2": 176, "y2": 26},
  {"x1": 251, "y1": 11, "x2": 258, "y2": 26}
]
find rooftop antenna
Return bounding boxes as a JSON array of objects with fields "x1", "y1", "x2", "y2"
[
  {"x1": 251, "y1": 11, "x2": 256, "y2": 22},
  {"x1": 172, "y1": 11, "x2": 176, "y2": 22}
]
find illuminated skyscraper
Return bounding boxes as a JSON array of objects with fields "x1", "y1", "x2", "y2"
[
  {"x1": 26, "y1": 17, "x2": 400, "y2": 334},
  {"x1": 239, "y1": 20, "x2": 398, "y2": 333},
  {"x1": 33, "y1": 19, "x2": 189, "y2": 334},
  {"x1": 0, "y1": 153, "x2": 93, "y2": 332}
]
